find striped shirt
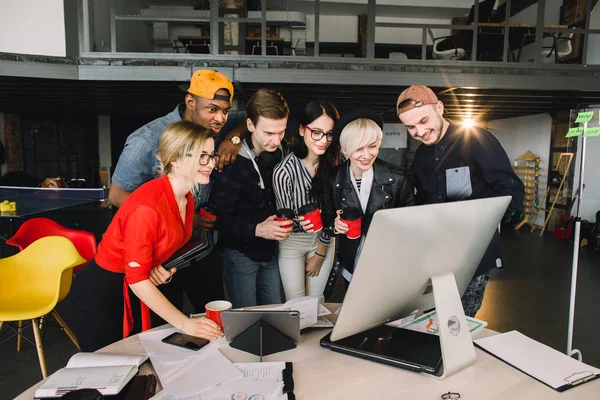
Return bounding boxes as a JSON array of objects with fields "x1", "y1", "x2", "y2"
[
  {"x1": 355, "y1": 178, "x2": 362, "y2": 192},
  {"x1": 273, "y1": 153, "x2": 331, "y2": 245}
]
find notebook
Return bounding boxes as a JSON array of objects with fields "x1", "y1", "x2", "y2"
[
  {"x1": 34, "y1": 353, "x2": 147, "y2": 398},
  {"x1": 475, "y1": 331, "x2": 600, "y2": 392}
]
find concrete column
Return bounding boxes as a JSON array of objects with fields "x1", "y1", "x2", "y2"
[{"x1": 98, "y1": 115, "x2": 111, "y2": 187}]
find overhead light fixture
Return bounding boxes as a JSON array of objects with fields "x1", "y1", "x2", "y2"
[{"x1": 462, "y1": 118, "x2": 475, "y2": 128}]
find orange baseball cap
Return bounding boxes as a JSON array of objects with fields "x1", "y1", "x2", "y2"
[
  {"x1": 179, "y1": 70, "x2": 234, "y2": 103},
  {"x1": 396, "y1": 85, "x2": 439, "y2": 115}
]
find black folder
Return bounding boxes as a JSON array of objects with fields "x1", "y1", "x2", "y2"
[{"x1": 163, "y1": 234, "x2": 209, "y2": 271}]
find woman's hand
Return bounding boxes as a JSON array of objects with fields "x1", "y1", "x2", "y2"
[
  {"x1": 181, "y1": 316, "x2": 223, "y2": 340},
  {"x1": 305, "y1": 253, "x2": 324, "y2": 277},
  {"x1": 334, "y1": 209, "x2": 349, "y2": 235},
  {"x1": 149, "y1": 266, "x2": 176, "y2": 286},
  {"x1": 298, "y1": 216, "x2": 315, "y2": 233}
]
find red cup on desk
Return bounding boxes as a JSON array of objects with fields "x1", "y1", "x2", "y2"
[
  {"x1": 205, "y1": 300, "x2": 232, "y2": 328},
  {"x1": 199, "y1": 203, "x2": 217, "y2": 219},
  {"x1": 298, "y1": 202, "x2": 323, "y2": 232},
  {"x1": 340, "y1": 207, "x2": 362, "y2": 240},
  {"x1": 275, "y1": 208, "x2": 295, "y2": 229}
]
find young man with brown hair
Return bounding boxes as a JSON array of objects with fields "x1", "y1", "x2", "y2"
[
  {"x1": 397, "y1": 85, "x2": 524, "y2": 317},
  {"x1": 210, "y1": 89, "x2": 292, "y2": 308}
]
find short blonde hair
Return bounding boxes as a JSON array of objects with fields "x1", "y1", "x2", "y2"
[
  {"x1": 339, "y1": 118, "x2": 383, "y2": 157},
  {"x1": 157, "y1": 121, "x2": 212, "y2": 178}
]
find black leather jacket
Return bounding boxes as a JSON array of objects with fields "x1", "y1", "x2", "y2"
[{"x1": 322, "y1": 158, "x2": 415, "y2": 273}]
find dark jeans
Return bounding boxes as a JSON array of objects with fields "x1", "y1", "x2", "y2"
[
  {"x1": 461, "y1": 272, "x2": 491, "y2": 317},
  {"x1": 222, "y1": 248, "x2": 282, "y2": 309}
]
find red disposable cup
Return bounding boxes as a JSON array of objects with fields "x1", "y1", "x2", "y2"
[
  {"x1": 340, "y1": 207, "x2": 362, "y2": 239},
  {"x1": 298, "y1": 203, "x2": 323, "y2": 232},
  {"x1": 205, "y1": 300, "x2": 232, "y2": 328},
  {"x1": 275, "y1": 208, "x2": 294, "y2": 229},
  {"x1": 199, "y1": 204, "x2": 217, "y2": 219}
]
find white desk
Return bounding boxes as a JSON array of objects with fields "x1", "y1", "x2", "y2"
[{"x1": 18, "y1": 308, "x2": 599, "y2": 399}]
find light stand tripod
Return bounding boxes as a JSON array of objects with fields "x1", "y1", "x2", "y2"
[{"x1": 566, "y1": 107, "x2": 598, "y2": 361}]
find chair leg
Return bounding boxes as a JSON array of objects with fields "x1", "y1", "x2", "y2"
[
  {"x1": 17, "y1": 320, "x2": 23, "y2": 351},
  {"x1": 0, "y1": 321, "x2": 4, "y2": 333},
  {"x1": 51, "y1": 310, "x2": 80, "y2": 350},
  {"x1": 32, "y1": 318, "x2": 48, "y2": 379}
]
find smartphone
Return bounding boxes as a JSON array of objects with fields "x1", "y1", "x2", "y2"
[{"x1": 161, "y1": 332, "x2": 209, "y2": 351}]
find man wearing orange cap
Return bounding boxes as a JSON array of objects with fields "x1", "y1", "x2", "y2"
[
  {"x1": 108, "y1": 70, "x2": 245, "y2": 321},
  {"x1": 397, "y1": 85, "x2": 524, "y2": 317}
]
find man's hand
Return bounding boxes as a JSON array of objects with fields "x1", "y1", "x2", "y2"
[
  {"x1": 149, "y1": 265, "x2": 177, "y2": 286},
  {"x1": 217, "y1": 138, "x2": 240, "y2": 172},
  {"x1": 181, "y1": 316, "x2": 223, "y2": 340},
  {"x1": 194, "y1": 212, "x2": 216, "y2": 231},
  {"x1": 255, "y1": 215, "x2": 293, "y2": 241}
]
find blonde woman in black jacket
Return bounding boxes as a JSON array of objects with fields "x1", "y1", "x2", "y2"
[{"x1": 321, "y1": 109, "x2": 414, "y2": 284}]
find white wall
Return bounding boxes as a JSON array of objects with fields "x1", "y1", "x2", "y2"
[
  {"x1": 376, "y1": 17, "x2": 452, "y2": 45},
  {"x1": 586, "y1": 3, "x2": 600, "y2": 65},
  {"x1": 0, "y1": 0, "x2": 66, "y2": 57},
  {"x1": 513, "y1": 0, "x2": 563, "y2": 63},
  {"x1": 306, "y1": 15, "x2": 359, "y2": 43},
  {"x1": 489, "y1": 114, "x2": 552, "y2": 226},
  {"x1": 573, "y1": 109, "x2": 600, "y2": 221}
]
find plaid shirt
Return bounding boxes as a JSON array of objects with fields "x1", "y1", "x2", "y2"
[{"x1": 209, "y1": 156, "x2": 277, "y2": 261}]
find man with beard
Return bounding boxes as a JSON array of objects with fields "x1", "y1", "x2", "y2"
[
  {"x1": 108, "y1": 70, "x2": 245, "y2": 322},
  {"x1": 397, "y1": 85, "x2": 524, "y2": 317}
]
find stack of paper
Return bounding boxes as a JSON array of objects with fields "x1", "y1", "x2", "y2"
[
  {"x1": 140, "y1": 329, "x2": 293, "y2": 400},
  {"x1": 263, "y1": 296, "x2": 333, "y2": 329}
]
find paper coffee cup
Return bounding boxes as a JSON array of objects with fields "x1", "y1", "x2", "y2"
[
  {"x1": 205, "y1": 300, "x2": 232, "y2": 328},
  {"x1": 298, "y1": 202, "x2": 323, "y2": 232},
  {"x1": 340, "y1": 207, "x2": 362, "y2": 239}
]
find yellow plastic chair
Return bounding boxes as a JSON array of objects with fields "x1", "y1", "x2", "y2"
[{"x1": 0, "y1": 236, "x2": 86, "y2": 378}]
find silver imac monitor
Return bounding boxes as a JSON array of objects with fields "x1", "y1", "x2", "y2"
[
  {"x1": 323, "y1": 196, "x2": 510, "y2": 378},
  {"x1": 331, "y1": 196, "x2": 510, "y2": 341}
]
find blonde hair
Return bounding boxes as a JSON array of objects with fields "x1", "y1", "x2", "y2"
[
  {"x1": 339, "y1": 118, "x2": 383, "y2": 157},
  {"x1": 156, "y1": 121, "x2": 212, "y2": 179}
]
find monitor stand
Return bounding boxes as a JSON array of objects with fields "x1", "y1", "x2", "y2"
[{"x1": 426, "y1": 271, "x2": 477, "y2": 379}]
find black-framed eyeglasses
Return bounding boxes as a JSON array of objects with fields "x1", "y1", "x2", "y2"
[
  {"x1": 305, "y1": 125, "x2": 334, "y2": 142},
  {"x1": 186, "y1": 153, "x2": 220, "y2": 165}
]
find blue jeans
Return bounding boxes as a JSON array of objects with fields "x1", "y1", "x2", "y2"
[{"x1": 222, "y1": 248, "x2": 282, "y2": 308}]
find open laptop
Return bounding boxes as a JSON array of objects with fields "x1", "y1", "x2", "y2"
[{"x1": 320, "y1": 196, "x2": 510, "y2": 374}]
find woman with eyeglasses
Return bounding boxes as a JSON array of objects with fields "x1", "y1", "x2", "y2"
[
  {"x1": 71, "y1": 121, "x2": 223, "y2": 352},
  {"x1": 273, "y1": 101, "x2": 340, "y2": 301}
]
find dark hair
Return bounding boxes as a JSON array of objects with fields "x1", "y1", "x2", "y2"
[
  {"x1": 246, "y1": 88, "x2": 289, "y2": 126},
  {"x1": 288, "y1": 100, "x2": 341, "y2": 203}
]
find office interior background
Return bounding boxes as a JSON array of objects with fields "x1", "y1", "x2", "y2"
[{"x1": 1, "y1": 0, "x2": 600, "y2": 398}]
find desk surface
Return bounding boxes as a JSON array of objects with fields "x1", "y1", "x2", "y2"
[{"x1": 17, "y1": 306, "x2": 600, "y2": 399}]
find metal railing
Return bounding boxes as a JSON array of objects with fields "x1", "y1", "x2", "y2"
[{"x1": 79, "y1": 0, "x2": 600, "y2": 67}]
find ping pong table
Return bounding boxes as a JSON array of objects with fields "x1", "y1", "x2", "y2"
[{"x1": 0, "y1": 186, "x2": 107, "y2": 255}]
